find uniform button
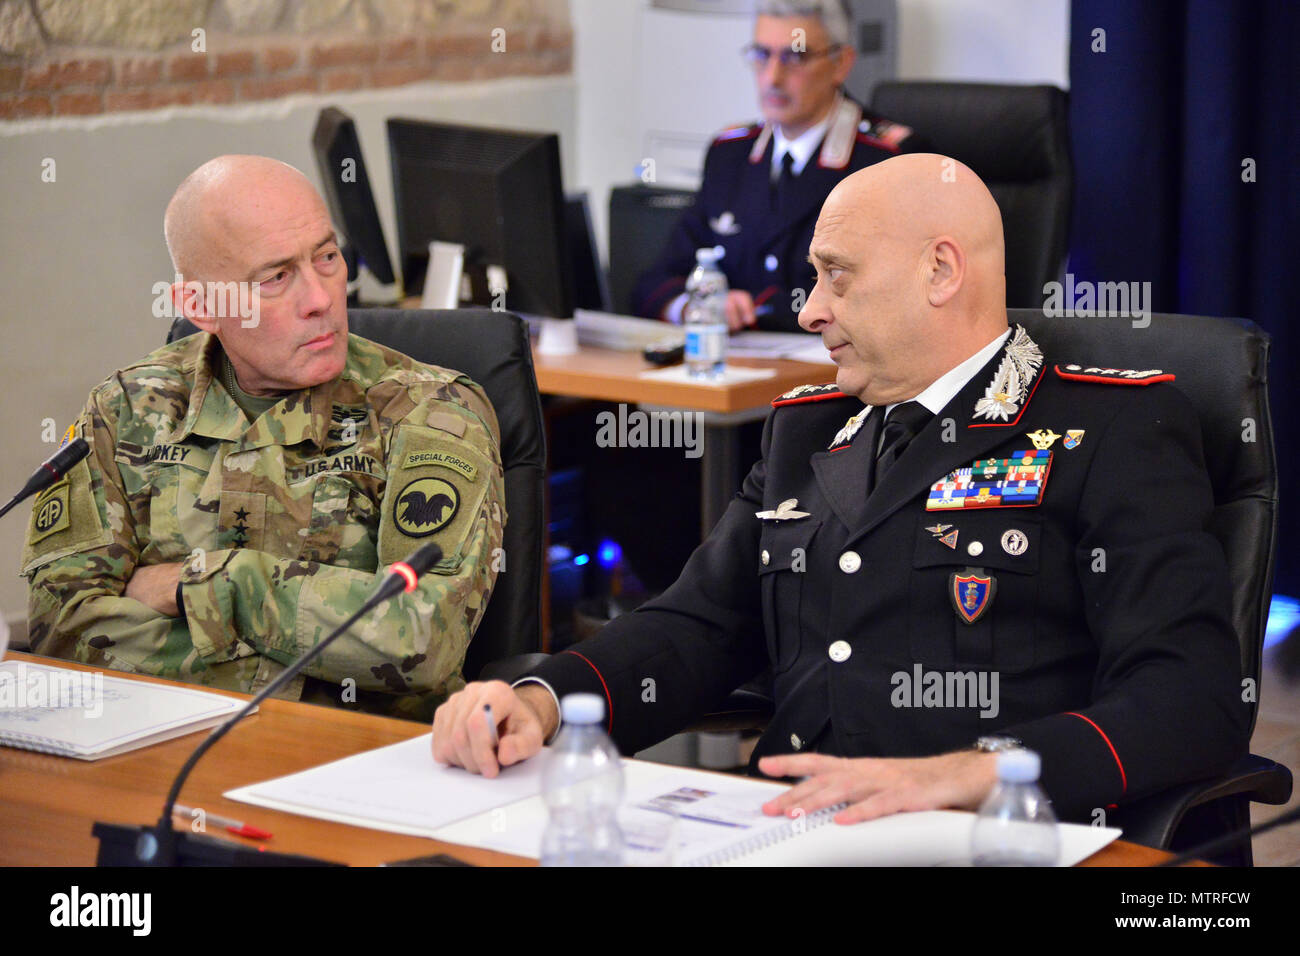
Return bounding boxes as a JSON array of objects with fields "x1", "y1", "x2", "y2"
[
  {"x1": 761, "y1": 549, "x2": 771, "y2": 566},
  {"x1": 764, "y1": 254, "x2": 778, "y2": 272},
  {"x1": 838, "y1": 551, "x2": 861, "y2": 573},
  {"x1": 828, "y1": 640, "x2": 852, "y2": 662},
  {"x1": 967, "y1": 540, "x2": 984, "y2": 557},
  {"x1": 790, "y1": 733, "x2": 802, "y2": 750}
]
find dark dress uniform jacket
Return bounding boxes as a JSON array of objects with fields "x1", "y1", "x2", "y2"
[
  {"x1": 632, "y1": 97, "x2": 923, "y2": 331},
  {"x1": 530, "y1": 329, "x2": 1249, "y2": 821}
]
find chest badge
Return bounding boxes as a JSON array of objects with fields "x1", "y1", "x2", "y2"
[
  {"x1": 925, "y1": 523, "x2": 959, "y2": 550},
  {"x1": 1000, "y1": 529, "x2": 1029, "y2": 556},
  {"x1": 1025, "y1": 429, "x2": 1061, "y2": 450},
  {"x1": 755, "y1": 498, "x2": 810, "y2": 521},
  {"x1": 950, "y1": 567, "x2": 996, "y2": 624},
  {"x1": 1063, "y1": 429, "x2": 1085, "y2": 450},
  {"x1": 709, "y1": 211, "x2": 741, "y2": 235}
]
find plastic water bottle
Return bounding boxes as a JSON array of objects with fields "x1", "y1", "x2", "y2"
[
  {"x1": 684, "y1": 246, "x2": 729, "y2": 379},
  {"x1": 971, "y1": 749, "x2": 1060, "y2": 866},
  {"x1": 539, "y1": 693, "x2": 625, "y2": 866}
]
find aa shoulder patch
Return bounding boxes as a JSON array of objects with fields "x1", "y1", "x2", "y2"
[
  {"x1": 1054, "y1": 364, "x2": 1175, "y2": 386},
  {"x1": 772, "y1": 383, "x2": 849, "y2": 408},
  {"x1": 30, "y1": 480, "x2": 71, "y2": 545}
]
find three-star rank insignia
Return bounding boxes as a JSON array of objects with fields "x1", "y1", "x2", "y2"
[
  {"x1": 927, "y1": 450, "x2": 1052, "y2": 510},
  {"x1": 950, "y1": 567, "x2": 996, "y2": 624},
  {"x1": 394, "y1": 477, "x2": 460, "y2": 537},
  {"x1": 1063, "y1": 429, "x2": 1085, "y2": 450}
]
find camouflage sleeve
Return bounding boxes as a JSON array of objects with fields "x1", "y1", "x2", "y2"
[
  {"x1": 21, "y1": 386, "x2": 194, "y2": 677},
  {"x1": 179, "y1": 376, "x2": 506, "y2": 703}
]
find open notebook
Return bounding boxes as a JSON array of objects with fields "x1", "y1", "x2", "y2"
[
  {"x1": 0, "y1": 659, "x2": 246, "y2": 760},
  {"x1": 226, "y1": 734, "x2": 1120, "y2": 866}
]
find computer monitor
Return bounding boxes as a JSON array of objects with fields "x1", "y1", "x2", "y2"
[
  {"x1": 311, "y1": 107, "x2": 397, "y2": 292},
  {"x1": 386, "y1": 118, "x2": 574, "y2": 320},
  {"x1": 564, "y1": 192, "x2": 611, "y2": 312}
]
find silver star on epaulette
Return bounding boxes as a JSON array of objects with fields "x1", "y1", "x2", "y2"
[
  {"x1": 829, "y1": 406, "x2": 870, "y2": 448},
  {"x1": 973, "y1": 325, "x2": 1043, "y2": 422},
  {"x1": 755, "y1": 498, "x2": 810, "y2": 521}
]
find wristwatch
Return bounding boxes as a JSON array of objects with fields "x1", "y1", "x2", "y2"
[{"x1": 974, "y1": 735, "x2": 1024, "y2": 753}]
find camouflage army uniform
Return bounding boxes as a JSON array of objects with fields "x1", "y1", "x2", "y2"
[{"x1": 20, "y1": 331, "x2": 506, "y2": 720}]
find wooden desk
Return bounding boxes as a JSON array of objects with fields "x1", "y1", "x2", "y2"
[
  {"x1": 532, "y1": 346, "x2": 832, "y2": 415},
  {"x1": 532, "y1": 343, "x2": 833, "y2": 533},
  {"x1": 0, "y1": 653, "x2": 1183, "y2": 867}
]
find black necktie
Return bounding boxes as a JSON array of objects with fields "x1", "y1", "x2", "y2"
[
  {"x1": 772, "y1": 150, "x2": 795, "y2": 208},
  {"x1": 872, "y1": 401, "x2": 933, "y2": 489}
]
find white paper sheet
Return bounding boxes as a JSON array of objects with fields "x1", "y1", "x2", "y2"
[
  {"x1": 225, "y1": 734, "x2": 548, "y2": 837},
  {"x1": 637, "y1": 365, "x2": 778, "y2": 385},
  {"x1": 226, "y1": 736, "x2": 1121, "y2": 866}
]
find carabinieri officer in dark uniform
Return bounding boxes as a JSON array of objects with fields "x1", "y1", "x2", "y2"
[
  {"x1": 633, "y1": 1, "x2": 925, "y2": 332},
  {"x1": 432, "y1": 155, "x2": 1247, "y2": 830}
]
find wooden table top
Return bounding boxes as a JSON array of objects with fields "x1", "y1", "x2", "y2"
[
  {"x1": 0, "y1": 653, "x2": 1185, "y2": 867},
  {"x1": 531, "y1": 344, "x2": 835, "y2": 414}
]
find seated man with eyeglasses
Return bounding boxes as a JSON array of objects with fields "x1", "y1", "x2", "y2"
[{"x1": 633, "y1": 0, "x2": 926, "y2": 333}]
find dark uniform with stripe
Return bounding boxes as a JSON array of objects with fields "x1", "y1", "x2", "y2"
[
  {"x1": 527, "y1": 329, "x2": 1248, "y2": 822},
  {"x1": 633, "y1": 96, "x2": 925, "y2": 332}
]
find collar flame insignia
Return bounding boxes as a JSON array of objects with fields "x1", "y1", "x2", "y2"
[
  {"x1": 829, "y1": 407, "x2": 870, "y2": 448},
  {"x1": 755, "y1": 498, "x2": 810, "y2": 521},
  {"x1": 972, "y1": 326, "x2": 1043, "y2": 423}
]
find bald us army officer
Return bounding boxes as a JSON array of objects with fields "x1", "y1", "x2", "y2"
[
  {"x1": 21, "y1": 155, "x2": 505, "y2": 722},
  {"x1": 434, "y1": 154, "x2": 1246, "y2": 826}
]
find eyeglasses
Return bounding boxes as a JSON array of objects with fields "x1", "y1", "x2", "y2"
[{"x1": 741, "y1": 42, "x2": 843, "y2": 70}]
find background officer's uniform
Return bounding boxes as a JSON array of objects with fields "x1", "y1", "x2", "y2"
[
  {"x1": 21, "y1": 332, "x2": 505, "y2": 721},
  {"x1": 633, "y1": 95, "x2": 924, "y2": 331},
  {"x1": 525, "y1": 328, "x2": 1248, "y2": 821}
]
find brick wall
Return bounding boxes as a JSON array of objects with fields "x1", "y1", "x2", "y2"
[{"x1": 0, "y1": 0, "x2": 572, "y2": 120}]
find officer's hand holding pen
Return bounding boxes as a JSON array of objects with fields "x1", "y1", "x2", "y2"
[{"x1": 432, "y1": 681, "x2": 557, "y2": 777}]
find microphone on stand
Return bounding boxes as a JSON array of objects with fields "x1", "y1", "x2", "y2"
[
  {"x1": 93, "y1": 542, "x2": 444, "y2": 866},
  {"x1": 0, "y1": 438, "x2": 89, "y2": 520}
]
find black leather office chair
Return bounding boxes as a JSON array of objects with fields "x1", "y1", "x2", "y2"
[
  {"x1": 870, "y1": 82, "x2": 1072, "y2": 309},
  {"x1": 166, "y1": 308, "x2": 547, "y2": 681},
  {"x1": 706, "y1": 310, "x2": 1291, "y2": 861},
  {"x1": 1011, "y1": 309, "x2": 1291, "y2": 865}
]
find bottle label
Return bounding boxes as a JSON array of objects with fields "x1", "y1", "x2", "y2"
[{"x1": 686, "y1": 325, "x2": 727, "y2": 363}]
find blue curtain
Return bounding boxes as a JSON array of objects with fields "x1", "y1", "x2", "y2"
[{"x1": 1068, "y1": 0, "x2": 1300, "y2": 594}]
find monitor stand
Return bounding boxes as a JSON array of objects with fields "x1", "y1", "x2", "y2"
[
  {"x1": 420, "y1": 240, "x2": 466, "y2": 310},
  {"x1": 536, "y1": 317, "x2": 578, "y2": 355}
]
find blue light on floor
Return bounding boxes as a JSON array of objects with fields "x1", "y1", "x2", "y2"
[
  {"x1": 597, "y1": 540, "x2": 622, "y2": 569},
  {"x1": 1265, "y1": 594, "x2": 1300, "y2": 648}
]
